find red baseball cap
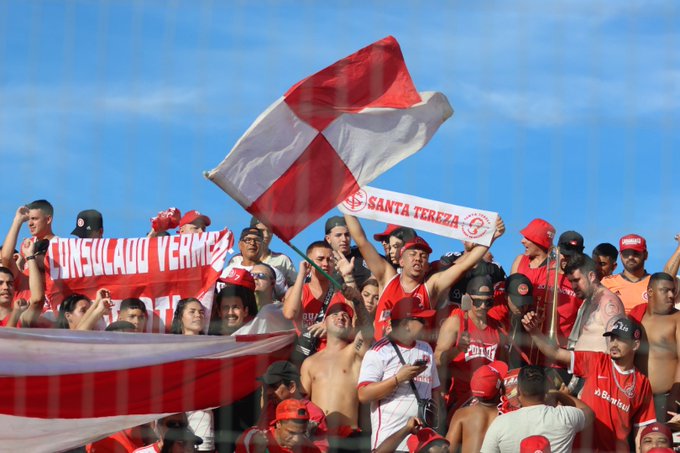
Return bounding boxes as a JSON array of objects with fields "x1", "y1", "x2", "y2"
[
  {"x1": 640, "y1": 422, "x2": 672, "y2": 443},
  {"x1": 619, "y1": 234, "x2": 647, "y2": 253},
  {"x1": 520, "y1": 218, "x2": 555, "y2": 250},
  {"x1": 373, "y1": 224, "x2": 401, "y2": 242},
  {"x1": 401, "y1": 237, "x2": 432, "y2": 255},
  {"x1": 326, "y1": 300, "x2": 354, "y2": 319},
  {"x1": 275, "y1": 399, "x2": 310, "y2": 423},
  {"x1": 179, "y1": 210, "x2": 211, "y2": 228},
  {"x1": 406, "y1": 428, "x2": 449, "y2": 453},
  {"x1": 470, "y1": 361, "x2": 509, "y2": 399},
  {"x1": 390, "y1": 297, "x2": 436, "y2": 321},
  {"x1": 218, "y1": 268, "x2": 256, "y2": 291},
  {"x1": 520, "y1": 435, "x2": 551, "y2": 453}
]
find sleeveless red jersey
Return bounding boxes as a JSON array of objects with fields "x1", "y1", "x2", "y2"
[
  {"x1": 374, "y1": 274, "x2": 431, "y2": 341},
  {"x1": 296, "y1": 284, "x2": 346, "y2": 351},
  {"x1": 446, "y1": 308, "x2": 504, "y2": 408}
]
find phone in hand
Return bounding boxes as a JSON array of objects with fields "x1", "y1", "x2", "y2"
[{"x1": 412, "y1": 359, "x2": 428, "y2": 367}]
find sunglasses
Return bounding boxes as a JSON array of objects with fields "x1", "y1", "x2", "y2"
[
  {"x1": 241, "y1": 237, "x2": 262, "y2": 245},
  {"x1": 251, "y1": 272, "x2": 272, "y2": 281},
  {"x1": 471, "y1": 297, "x2": 493, "y2": 308}
]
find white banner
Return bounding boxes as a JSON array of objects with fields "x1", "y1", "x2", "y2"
[{"x1": 338, "y1": 186, "x2": 498, "y2": 246}]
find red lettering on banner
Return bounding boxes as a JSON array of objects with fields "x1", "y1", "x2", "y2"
[
  {"x1": 401, "y1": 204, "x2": 410, "y2": 216},
  {"x1": 367, "y1": 196, "x2": 377, "y2": 210}
]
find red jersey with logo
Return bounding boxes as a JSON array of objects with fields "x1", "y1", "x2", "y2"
[
  {"x1": 570, "y1": 351, "x2": 655, "y2": 452},
  {"x1": 602, "y1": 274, "x2": 651, "y2": 315},
  {"x1": 517, "y1": 256, "x2": 583, "y2": 362},
  {"x1": 447, "y1": 308, "x2": 504, "y2": 408},
  {"x1": 296, "y1": 284, "x2": 346, "y2": 351},
  {"x1": 235, "y1": 427, "x2": 322, "y2": 453},
  {"x1": 374, "y1": 274, "x2": 431, "y2": 341}
]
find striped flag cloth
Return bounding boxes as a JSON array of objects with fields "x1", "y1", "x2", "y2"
[
  {"x1": 207, "y1": 35, "x2": 453, "y2": 241},
  {"x1": 0, "y1": 328, "x2": 294, "y2": 452}
]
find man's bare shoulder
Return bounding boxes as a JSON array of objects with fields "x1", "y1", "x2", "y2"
[{"x1": 453, "y1": 403, "x2": 497, "y2": 423}]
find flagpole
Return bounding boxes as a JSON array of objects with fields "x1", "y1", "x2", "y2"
[{"x1": 286, "y1": 242, "x2": 344, "y2": 291}]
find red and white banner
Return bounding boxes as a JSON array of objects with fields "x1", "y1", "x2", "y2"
[
  {"x1": 207, "y1": 36, "x2": 453, "y2": 242},
  {"x1": 0, "y1": 328, "x2": 294, "y2": 452},
  {"x1": 338, "y1": 186, "x2": 499, "y2": 246},
  {"x1": 44, "y1": 230, "x2": 234, "y2": 331}
]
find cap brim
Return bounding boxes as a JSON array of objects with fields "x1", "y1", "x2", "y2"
[
  {"x1": 509, "y1": 294, "x2": 534, "y2": 307},
  {"x1": 413, "y1": 309, "x2": 436, "y2": 319},
  {"x1": 602, "y1": 331, "x2": 633, "y2": 340}
]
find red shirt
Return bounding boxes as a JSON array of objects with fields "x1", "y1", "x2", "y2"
[
  {"x1": 235, "y1": 427, "x2": 322, "y2": 453},
  {"x1": 571, "y1": 351, "x2": 655, "y2": 452},
  {"x1": 446, "y1": 308, "x2": 504, "y2": 408},
  {"x1": 374, "y1": 274, "x2": 431, "y2": 341},
  {"x1": 87, "y1": 428, "x2": 147, "y2": 452},
  {"x1": 517, "y1": 255, "x2": 583, "y2": 363},
  {"x1": 297, "y1": 285, "x2": 346, "y2": 352}
]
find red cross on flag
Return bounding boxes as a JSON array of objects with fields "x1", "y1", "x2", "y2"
[{"x1": 207, "y1": 36, "x2": 453, "y2": 242}]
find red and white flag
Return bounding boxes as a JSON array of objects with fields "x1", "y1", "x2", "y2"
[
  {"x1": 207, "y1": 36, "x2": 453, "y2": 241},
  {"x1": 0, "y1": 328, "x2": 294, "y2": 452}
]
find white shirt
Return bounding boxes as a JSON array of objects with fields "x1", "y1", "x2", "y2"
[
  {"x1": 358, "y1": 337, "x2": 440, "y2": 452},
  {"x1": 480, "y1": 404, "x2": 586, "y2": 453},
  {"x1": 233, "y1": 302, "x2": 293, "y2": 335}
]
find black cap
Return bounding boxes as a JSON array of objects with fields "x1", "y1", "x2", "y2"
[
  {"x1": 603, "y1": 317, "x2": 641, "y2": 341},
  {"x1": 505, "y1": 273, "x2": 534, "y2": 307},
  {"x1": 324, "y1": 216, "x2": 346, "y2": 234},
  {"x1": 163, "y1": 426, "x2": 203, "y2": 446},
  {"x1": 257, "y1": 361, "x2": 300, "y2": 385},
  {"x1": 71, "y1": 209, "x2": 103, "y2": 238},
  {"x1": 466, "y1": 276, "x2": 494, "y2": 297},
  {"x1": 240, "y1": 227, "x2": 263, "y2": 241},
  {"x1": 558, "y1": 231, "x2": 584, "y2": 256}
]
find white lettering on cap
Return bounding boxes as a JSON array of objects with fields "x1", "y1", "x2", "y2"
[{"x1": 622, "y1": 238, "x2": 642, "y2": 246}]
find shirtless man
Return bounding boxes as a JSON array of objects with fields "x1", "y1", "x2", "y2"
[
  {"x1": 343, "y1": 214, "x2": 505, "y2": 340},
  {"x1": 628, "y1": 272, "x2": 679, "y2": 421},
  {"x1": 446, "y1": 361, "x2": 507, "y2": 453},
  {"x1": 300, "y1": 255, "x2": 373, "y2": 452},
  {"x1": 563, "y1": 254, "x2": 625, "y2": 352}
]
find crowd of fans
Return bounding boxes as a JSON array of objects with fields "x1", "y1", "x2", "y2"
[{"x1": 2, "y1": 199, "x2": 680, "y2": 453}]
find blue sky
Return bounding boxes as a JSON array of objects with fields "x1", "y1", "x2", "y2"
[{"x1": 1, "y1": 1, "x2": 678, "y2": 274}]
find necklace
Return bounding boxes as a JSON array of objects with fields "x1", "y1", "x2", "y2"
[{"x1": 612, "y1": 365, "x2": 636, "y2": 399}]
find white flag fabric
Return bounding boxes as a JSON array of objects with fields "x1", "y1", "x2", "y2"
[{"x1": 207, "y1": 36, "x2": 452, "y2": 242}]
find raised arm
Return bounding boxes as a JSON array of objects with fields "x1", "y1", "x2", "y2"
[
  {"x1": 1, "y1": 206, "x2": 29, "y2": 273},
  {"x1": 427, "y1": 217, "x2": 505, "y2": 299},
  {"x1": 343, "y1": 214, "x2": 396, "y2": 286},
  {"x1": 282, "y1": 261, "x2": 309, "y2": 322},
  {"x1": 434, "y1": 315, "x2": 468, "y2": 390},
  {"x1": 664, "y1": 233, "x2": 680, "y2": 277},
  {"x1": 340, "y1": 282, "x2": 374, "y2": 357},
  {"x1": 373, "y1": 417, "x2": 422, "y2": 453},
  {"x1": 521, "y1": 311, "x2": 571, "y2": 366},
  {"x1": 76, "y1": 289, "x2": 112, "y2": 331},
  {"x1": 19, "y1": 241, "x2": 46, "y2": 327}
]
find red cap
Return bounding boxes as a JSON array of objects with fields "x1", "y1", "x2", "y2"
[
  {"x1": 520, "y1": 435, "x2": 551, "y2": 453},
  {"x1": 326, "y1": 300, "x2": 354, "y2": 319},
  {"x1": 390, "y1": 297, "x2": 436, "y2": 321},
  {"x1": 470, "y1": 361, "x2": 509, "y2": 399},
  {"x1": 406, "y1": 428, "x2": 449, "y2": 453},
  {"x1": 401, "y1": 237, "x2": 432, "y2": 255},
  {"x1": 373, "y1": 224, "x2": 401, "y2": 242},
  {"x1": 520, "y1": 218, "x2": 555, "y2": 250},
  {"x1": 179, "y1": 210, "x2": 211, "y2": 228},
  {"x1": 619, "y1": 234, "x2": 646, "y2": 253},
  {"x1": 218, "y1": 268, "x2": 255, "y2": 291},
  {"x1": 640, "y1": 422, "x2": 672, "y2": 443},
  {"x1": 275, "y1": 399, "x2": 310, "y2": 422}
]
